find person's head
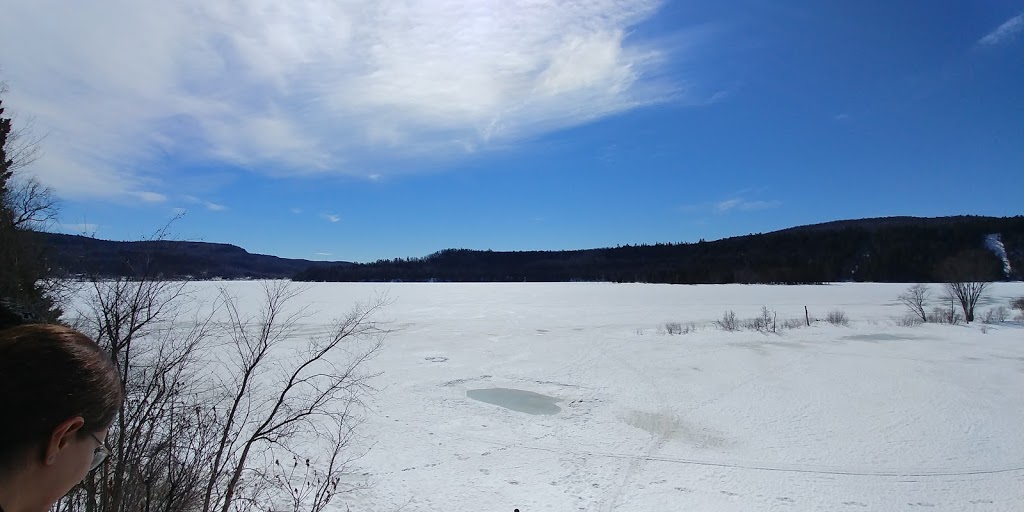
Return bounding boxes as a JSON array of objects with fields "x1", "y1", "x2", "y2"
[{"x1": 0, "y1": 324, "x2": 122, "y2": 505}]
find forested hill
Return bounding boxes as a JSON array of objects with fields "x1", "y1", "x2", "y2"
[
  {"x1": 294, "y1": 216, "x2": 1024, "y2": 284},
  {"x1": 34, "y1": 232, "x2": 351, "y2": 279}
]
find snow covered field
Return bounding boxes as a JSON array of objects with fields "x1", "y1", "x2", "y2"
[{"x1": 117, "y1": 282, "x2": 1024, "y2": 511}]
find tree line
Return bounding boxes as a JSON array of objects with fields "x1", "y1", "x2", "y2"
[{"x1": 295, "y1": 218, "x2": 1023, "y2": 284}]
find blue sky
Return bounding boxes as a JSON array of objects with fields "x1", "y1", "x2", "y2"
[{"x1": 1, "y1": 1, "x2": 1022, "y2": 262}]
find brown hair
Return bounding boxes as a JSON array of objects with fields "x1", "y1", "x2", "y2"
[{"x1": 0, "y1": 324, "x2": 123, "y2": 469}]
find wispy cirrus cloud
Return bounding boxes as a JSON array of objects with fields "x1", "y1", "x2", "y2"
[
  {"x1": 136, "y1": 191, "x2": 168, "y2": 203},
  {"x1": 683, "y1": 195, "x2": 782, "y2": 214},
  {"x1": 978, "y1": 12, "x2": 1024, "y2": 47},
  {"x1": 182, "y1": 195, "x2": 227, "y2": 211},
  {"x1": 0, "y1": 0, "x2": 692, "y2": 201},
  {"x1": 320, "y1": 213, "x2": 341, "y2": 223},
  {"x1": 715, "y1": 198, "x2": 781, "y2": 213}
]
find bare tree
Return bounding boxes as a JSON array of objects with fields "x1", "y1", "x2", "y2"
[
  {"x1": 66, "y1": 262, "x2": 219, "y2": 512},
  {"x1": 55, "y1": 220, "x2": 387, "y2": 512},
  {"x1": 62, "y1": 278, "x2": 386, "y2": 512},
  {"x1": 898, "y1": 283, "x2": 930, "y2": 323},
  {"x1": 201, "y1": 281, "x2": 387, "y2": 512},
  {"x1": 945, "y1": 281, "x2": 989, "y2": 324},
  {"x1": 938, "y1": 250, "x2": 998, "y2": 323},
  {"x1": 5, "y1": 176, "x2": 57, "y2": 229}
]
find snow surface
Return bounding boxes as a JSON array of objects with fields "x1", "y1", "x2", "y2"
[
  {"x1": 80, "y1": 282, "x2": 1024, "y2": 511},
  {"x1": 985, "y1": 234, "x2": 1013, "y2": 278}
]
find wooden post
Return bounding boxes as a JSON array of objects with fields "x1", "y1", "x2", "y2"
[{"x1": 805, "y1": 306, "x2": 810, "y2": 326}]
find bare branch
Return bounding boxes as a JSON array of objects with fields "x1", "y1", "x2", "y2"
[{"x1": 897, "y1": 283, "x2": 930, "y2": 323}]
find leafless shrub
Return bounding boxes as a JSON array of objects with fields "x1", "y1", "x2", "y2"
[
  {"x1": 895, "y1": 315, "x2": 923, "y2": 327},
  {"x1": 982, "y1": 306, "x2": 1009, "y2": 324},
  {"x1": 897, "y1": 284, "x2": 930, "y2": 323},
  {"x1": 928, "y1": 303, "x2": 962, "y2": 325},
  {"x1": 202, "y1": 282, "x2": 387, "y2": 512},
  {"x1": 69, "y1": 271, "x2": 218, "y2": 512},
  {"x1": 716, "y1": 310, "x2": 738, "y2": 331},
  {"x1": 826, "y1": 310, "x2": 849, "y2": 326},
  {"x1": 663, "y1": 321, "x2": 695, "y2": 335},
  {"x1": 741, "y1": 306, "x2": 777, "y2": 333},
  {"x1": 1011, "y1": 297, "x2": 1024, "y2": 312},
  {"x1": 61, "y1": 276, "x2": 387, "y2": 512},
  {"x1": 780, "y1": 318, "x2": 805, "y2": 330}
]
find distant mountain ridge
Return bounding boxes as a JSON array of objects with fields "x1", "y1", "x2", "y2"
[
  {"x1": 294, "y1": 215, "x2": 1024, "y2": 284},
  {"x1": 33, "y1": 215, "x2": 1024, "y2": 283},
  {"x1": 34, "y1": 232, "x2": 350, "y2": 279}
]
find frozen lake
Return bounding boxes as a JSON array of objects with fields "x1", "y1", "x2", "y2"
[
  {"x1": 74, "y1": 281, "x2": 1024, "y2": 511},
  {"x1": 467, "y1": 387, "x2": 563, "y2": 415}
]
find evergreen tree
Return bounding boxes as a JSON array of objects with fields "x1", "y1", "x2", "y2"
[{"x1": 0, "y1": 88, "x2": 59, "y2": 321}]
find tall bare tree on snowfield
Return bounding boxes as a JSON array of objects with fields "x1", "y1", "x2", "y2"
[
  {"x1": 898, "y1": 283, "x2": 931, "y2": 323},
  {"x1": 939, "y1": 250, "x2": 998, "y2": 323}
]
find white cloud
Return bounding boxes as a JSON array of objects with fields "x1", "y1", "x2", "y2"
[
  {"x1": 834, "y1": 113, "x2": 849, "y2": 121},
  {"x1": 684, "y1": 196, "x2": 782, "y2": 214},
  {"x1": 734, "y1": 199, "x2": 781, "y2": 212},
  {"x1": 0, "y1": 0, "x2": 686, "y2": 200},
  {"x1": 715, "y1": 198, "x2": 780, "y2": 212},
  {"x1": 715, "y1": 198, "x2": 743, "y2": 213},
  {"x1": 979, "y1": 13, "x2": 1024, "y2": 46},
  {"x1": 314, "y1": 252, "x2": 332, "y2": 256},
  {"x1": 291, "y1": 208, "x2": 303, "y2": 214},
  {"x1": 182, "y1": 194, "x2": 226, "y2": 211},
  {"x1": 137, "y1": 191, "x2": 168, "y2": 203},
  {"x1": 320, "y1": 213, "x2": 341, "y2": 223}
]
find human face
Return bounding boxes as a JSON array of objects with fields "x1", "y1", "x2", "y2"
[{"x1": 36, "y1": 420, "x2": 110, "y2": 509}]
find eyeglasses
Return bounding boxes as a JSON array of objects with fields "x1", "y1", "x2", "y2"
[{"x1": 89, "y1": 432, "x2": 110, "y2": 471}]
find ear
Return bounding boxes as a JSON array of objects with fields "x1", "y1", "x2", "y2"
[{"x1": 43, "y1": 416, "x2": 85, "y2": 466}]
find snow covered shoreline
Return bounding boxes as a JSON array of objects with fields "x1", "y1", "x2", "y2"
[{"x1": 73, "y1": 282, "x2": 1024, "y2": 511}]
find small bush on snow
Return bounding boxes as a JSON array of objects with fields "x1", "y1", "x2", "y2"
[
  {"x1": 1011, "y1": 297, "x2": 1024, "y2": 312},
  {"x1": 895, "y1": 315, "x2": 923, "y2": 327},
  {"x1": 781, "y1": 318, "x2": 805, "y2": 330},
  {"x1": 982, "y1": 306, "x2": 1009, "y2": 324},
  {"x1": 741, "y1": 306, "x2": 777, "y2": 333},
  {"x1": 826, "y1": 310, "x2": 850, "y2": 326},
  {"x1": 928, "y1": 306, "x2": 962, "y2": 325},
  {"x1": 660, "y1": 322, "x2": 696, "y2": 335},
  {"x1": 717, "y1": 310, "x2": 739, "y2": 331}
]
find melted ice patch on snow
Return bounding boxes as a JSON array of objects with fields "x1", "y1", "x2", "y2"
[
  {"x1": 984, "y1": 233, "x2": 1012, "y2": 277},
  {"x1": 467, "y1": 388, "x2": 561, "y2": 415},
  {"x1": 624, "y1": 410, "x2": 729, "y2": 448}
]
